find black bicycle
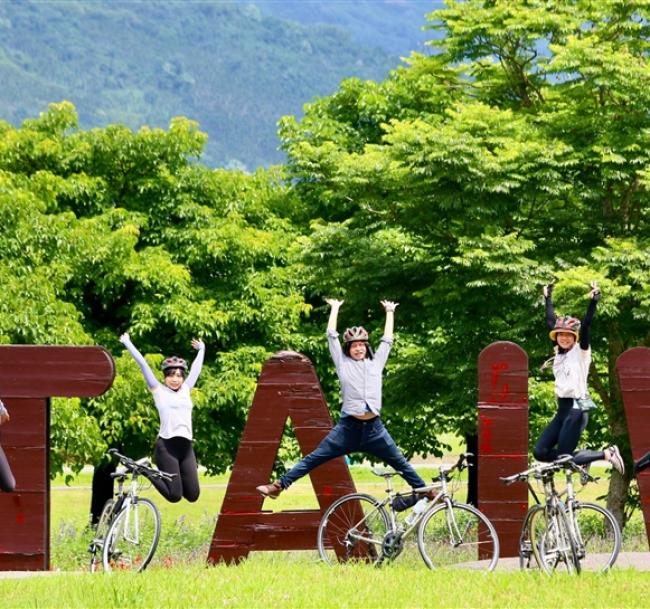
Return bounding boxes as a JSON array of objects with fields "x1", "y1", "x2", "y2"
[{"x1": 88, "y1": 448, "x2": 174, "y2": 572}]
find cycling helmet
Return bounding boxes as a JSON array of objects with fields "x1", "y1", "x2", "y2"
[
  {"x1": 549, "y1": 316, "x2": 581, "y2": 341},
  {"x1": 161, "y1": 356, "x2": 188, "y2": 373},
  {"x1": 343, "y1": 326, "x2": 369, "y2": 343}
]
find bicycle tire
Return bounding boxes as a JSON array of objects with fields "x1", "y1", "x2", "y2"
[
  {"x1": 417, "y1": 501, "x2": 500, "y2": 571},
  {"x1": 536, "y1": 506, "x2": 581, "y2": 574},
  {"x1": 519, "y1": 505, "x2": 545, "y2": 570},
  {"x1": 569, "y1": 502, "x2": 621, "y2": 572},
  {"x1": 102, "y1": 497, "x2": 161, "y2": 572},
  {"x1": 89, "y1": 499, "x2": 114, "y2": 573},
  {"x1": 317, "y1": 493, "x2": 390, "y2": 566}
]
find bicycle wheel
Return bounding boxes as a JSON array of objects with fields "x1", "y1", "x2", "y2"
[
  {"x1": 89, "y1": 499, "x2": 114, "y2": 572},
  {"x1": 417, "y1": 502, "x2": 500, "y2": 571},
  {"x1": 317, "y1": 493, "x2": 390, "y2": 566},
  {"x1": 102, "y1": 498, "x2": 161, "y2": 572},
  {"x1": 519, "y1": 505, "x2": 546, "y2": 570},
  {"x1": 536, "y1": 507, "x2": 581, "y2": 574},
  {"x1": 569, "y1": 502, "x2": 621, "y2": 572}
]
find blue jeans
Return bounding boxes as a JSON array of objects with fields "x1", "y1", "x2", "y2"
[{"x1": 279, "y1": 416, "x2": 426, "y2": 490}]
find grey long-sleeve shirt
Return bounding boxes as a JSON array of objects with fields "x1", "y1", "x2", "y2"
[{"x1": 327, "y1": 330, "x2": 392, "y2": 417}]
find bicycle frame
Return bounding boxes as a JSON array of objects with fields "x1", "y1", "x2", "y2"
[
  {"x1": 504, "y1": 456, "x2": 620, "y2": 573},
  {"x1": 341, "y1": 457, "x2": 464, "y2": 550}
]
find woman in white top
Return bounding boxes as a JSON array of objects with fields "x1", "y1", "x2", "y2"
[
  {"x1": 0, "y1": 399, "x2": 16, "y2": 492},
  {"x1": 120, "y1": 333, "x2": 205, "y2": 502},
  {"x1": 533, "y1": 282, "x2": 624, "y2": 474}
]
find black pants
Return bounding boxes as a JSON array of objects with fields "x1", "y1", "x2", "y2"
[
  {"x1": 635, "y1": 449, "x2": 650, "y2": 473},
  {"x1": 0, "y1": 441, "x2": 15, "y2": 492},
  {"x1": 533, "y1": 398, "x2": 604, "y2": 466},
  {"x1": 151, "y1": 437, "x2": 200, "y2": 503}
]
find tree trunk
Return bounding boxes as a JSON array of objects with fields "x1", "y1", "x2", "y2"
[{"x1": 606, "y1": 470, "x2": 631, "y2": 529}]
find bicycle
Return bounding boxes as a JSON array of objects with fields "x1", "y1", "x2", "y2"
[
  {"x1": 317, "y1": 453, "x2": 500, "y2": 570},
  {"x1": 88, "y1": 448, "x2": 174, "y2": 572},
  {"x1": 501, "y1": 455, "x2": 621, "y2": 574}
]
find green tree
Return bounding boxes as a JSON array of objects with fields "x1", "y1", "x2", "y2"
[
  {"x1": 0, "y1": 102, "x2": 308, "y2": 517},
  {"x1": 279, "y1": 0, "x2": 650, "y2": 526}
]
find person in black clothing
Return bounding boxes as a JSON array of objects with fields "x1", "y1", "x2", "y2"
[
  {"x1": 635, "y1": 450, "x2": 650, "y2": 474},
  {"x1": 533, "y1": 281, "x2": 624, "y2": 474},
  {"x1": 0, "y1": 399, "x2": 16, "y2": 492}
]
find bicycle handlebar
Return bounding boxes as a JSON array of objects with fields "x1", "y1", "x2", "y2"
[
  {"x1": 107, "y1": 448, "x2": 175, "y2": 482},
  {"x1": 500, "y1": 455, "x2": 594, "y2": 485},
  {"x1": 437, "y1": 452, "x2": 474, "y2": 478}
]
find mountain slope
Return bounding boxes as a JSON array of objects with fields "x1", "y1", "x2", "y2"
[{"x1": 0, "y1": 1, "x2": 439, "y2": 168}]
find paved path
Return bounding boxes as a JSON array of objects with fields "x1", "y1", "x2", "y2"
[
  {"x1": 2, "y1": 552, "x2": 650, "y2": 578},
  {"x1": 494, "y1": 551, "x2": 650, "y2": 571}
]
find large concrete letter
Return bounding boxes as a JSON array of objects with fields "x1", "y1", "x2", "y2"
[
  {"x1": 209, "y1": 351, "x2": 357, "y2": 564},
  {"x1": 477, "y1": 341, "x2": 529, "y2": 557},
  {"x1": 0, "y1": 346, "x2": 115, "y2": 570}
]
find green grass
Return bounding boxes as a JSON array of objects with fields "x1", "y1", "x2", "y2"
[
  {"x1": 1, "y1": 464, "x2": 649, "y2": 607},
  {"x1": 1, "y1": 561, "x2": 650, "y2": 608}
]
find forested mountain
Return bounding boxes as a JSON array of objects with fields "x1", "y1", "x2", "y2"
[
  {"x1": 0, "y1": 0, "x2": 439, "y2": 169},
  {"x1": 235, "y1": 0, "x2": 440, "y2": 56}
]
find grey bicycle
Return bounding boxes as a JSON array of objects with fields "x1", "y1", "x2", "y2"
[
  {"x1": 88, "y1": 448, "x2": 174, "y2": 572},
  {"x1": 317, "y1": 453, "x2": 500, "y2": 570},
  {"x1": 502, "y1": 455, "x2": 621, "y2": 574}
]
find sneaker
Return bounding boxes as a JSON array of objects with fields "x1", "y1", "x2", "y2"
[
  {"x1": 256, "y1": 481, "x2": 283, "y2": 499},
  {"x1": 607, "y1": 445, "x2": 625, "y2": 476}
]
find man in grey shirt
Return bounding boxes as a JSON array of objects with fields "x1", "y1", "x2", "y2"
[{"x1": 256, "y1": 299, "x2": 427, "y2": 500}]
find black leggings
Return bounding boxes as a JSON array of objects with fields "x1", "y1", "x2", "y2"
[
  {"x1": 0, "y1": 441, "x2": 15, "y2": 492},
  {"x1": 533, "y1": 398, "x2": 604, "y2": 466},
  {"x1": 151, "y1": 436, "x2": 200, "y2": 503}
]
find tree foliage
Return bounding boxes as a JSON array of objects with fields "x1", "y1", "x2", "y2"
[
  {"x1": 0, "y1": 101, "x2": 308, "y2": 478},
  {"x1": 280, "y1": 0, "x2": 650, "y2": 523}
]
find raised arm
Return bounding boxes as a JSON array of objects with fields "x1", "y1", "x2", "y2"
[
  {"x1": 543, "y1": 284, "x2": 557, "y2": 331},
  {"x1": 119, "y1": 333, "x2": 159, "y2": 390},
  {"x1": 185, "y1": 338, "x2": 205, "y2": 389},
  {"x1": 580, "y1": 281, "x2": 600, "y2": 350},
  {"x1": 325, "y1": 298, "x2": 344, "y2": 367},
  {"x1": 381, "y1": 300, "x2": 398, "y2": 340},
  {"x1": 326, "y1": 298, "x2": 344, "y2": 334}
]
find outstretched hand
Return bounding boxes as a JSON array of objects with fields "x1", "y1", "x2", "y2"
[
  {"x1": 381, "y1": 300, "x2": 399, "y2": 313},
  {"x1": 191, "y1": 338, "x2": 205, "y2": 351},
  {"x1": 542, "y1": 284, "x2": 554, "y2": 299},
  {"x1": 119, "y1": 332, "x2": 130, "y2": 345},
  {"x1": 588, "y1": 281, "x2": 601, "y2": 301},
  {"x1": 325, "y1": 298, "x2": 344, "y2": 308}
]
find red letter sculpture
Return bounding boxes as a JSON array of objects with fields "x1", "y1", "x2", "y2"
[
  {"x1": 209, "y1": 351, "x2": 357, "y2": 564},
  {"x1": 617, "y1": 347, "x2": 650, "y2": 548},
  {"x1": 0, "y1": 346, "x2": 114, "y2": 571},
  {"x1": 477, "y1": 341, "x2": 529, "y2": 557}
]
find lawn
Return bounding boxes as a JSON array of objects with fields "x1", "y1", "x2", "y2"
[{"x1": 0, "y1": 462, "x2": 648, "y2": 608}]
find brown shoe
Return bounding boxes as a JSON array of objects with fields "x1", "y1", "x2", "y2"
[{"x1": 256, "y1": 481, "x2": 283, "y2": 499}]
